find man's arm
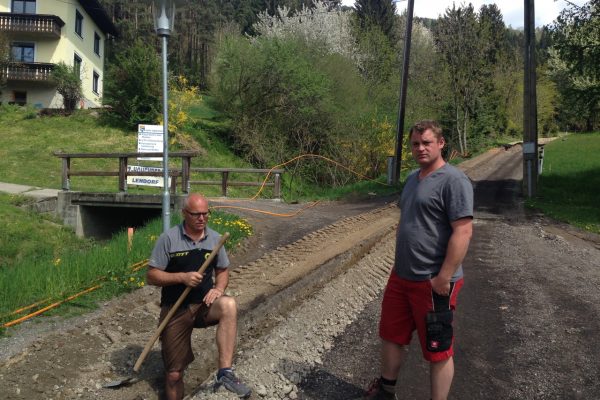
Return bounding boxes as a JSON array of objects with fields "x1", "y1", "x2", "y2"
[
  {"x1": 430, "y1": 217, "x2": 473, "y2": 295},
  {"x1": 146, "y1": 266, "x2": 203, "y2": 288}
]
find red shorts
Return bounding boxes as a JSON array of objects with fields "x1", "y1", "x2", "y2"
[{"x1": 379, "y1": 273, "x2": 463, "y2": 362}]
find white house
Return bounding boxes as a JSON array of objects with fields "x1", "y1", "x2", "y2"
[{"x1": 0, "y1": 0, "x2": 118, "y2": 108}]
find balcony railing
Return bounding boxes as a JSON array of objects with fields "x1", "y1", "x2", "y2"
[
  {"x1": 1, "y1": 62, "x2": 55, "y2": 82},
  {"x1": 0, "y1": 13, "x2": 64, "y2": 38}
]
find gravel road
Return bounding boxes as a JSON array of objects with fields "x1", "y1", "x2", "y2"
[{"x1": 1, "y1": 144, "x2": 599, "y2": 400}]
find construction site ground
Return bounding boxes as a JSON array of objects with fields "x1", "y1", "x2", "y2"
[{"x1": 1, "y1": 143, "x2": 599, "y2": 400}]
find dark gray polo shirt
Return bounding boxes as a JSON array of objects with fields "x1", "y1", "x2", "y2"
[
  {"x1": 149, "y1": 224, "x2": 230, "y2": 306},
  {"x1": 394, "y1": 163, "x2": 473, "y2": 281}
]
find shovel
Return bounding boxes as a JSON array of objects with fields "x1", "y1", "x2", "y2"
[{"x1": 104, "y1": 232, "x2": 230, "y2": 388}]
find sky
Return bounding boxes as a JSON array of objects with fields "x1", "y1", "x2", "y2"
[{"x1": 340, "y1": 0, "x2": 588, "y2": 28}]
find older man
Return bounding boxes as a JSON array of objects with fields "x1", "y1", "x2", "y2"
[{"x1": 147, "y1": 193, "x2": 251, "y2": 399}]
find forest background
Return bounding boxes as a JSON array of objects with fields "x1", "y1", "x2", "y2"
[{"x1": 6, "y1": 0, "x2": 599, "y2": 186}]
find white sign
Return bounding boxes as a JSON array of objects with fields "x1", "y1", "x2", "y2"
[
  {"x1": 137, "y1": 124, "x2": 164, "y2": 161},
  {"x1": 127, "y1": 165, "x2": 171, "y2": 188}
]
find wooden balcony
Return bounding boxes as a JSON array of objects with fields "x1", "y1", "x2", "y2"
[
  {"x1": 0, "y1": 13, "x2": 64, "y2": 38},
  {"x1": 1, "y1": 62, "x2": 55, "y2": 83}
]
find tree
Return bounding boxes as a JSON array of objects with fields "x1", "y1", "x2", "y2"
[
  {"x1": 353, "y1": 0, "x2": 397, "y2": 44},
  {"x1": 102, "y1": 39, "x2": 161, "y2": 129},
  {"x1": 549, "y1": 0, "x2": 600, "y2": 131},
  {"x1": 50, "y1": 62, "x2": 82, "y2": 112},
  {"x1": 434, "y1": 4, "x2": 484, "y2": 154}
]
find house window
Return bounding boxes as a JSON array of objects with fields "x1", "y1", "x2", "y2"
[
  {"x1": 12, "y1": 91, "x2": 27, "y2": 106},
  {"x1": 11, "y1": 42, "x2": 34, "y2": 62},
  {"x1": 94, "y1": 32, "x2": 101, "y2": 56},
  {"x1": 75, "y1": 10, "x2": 83, "y2": 37},
  {"x1": 11, "y1": 0, "x2": 36, "y2": 14},
  {"x1": 92, "y1": 71, "x2": 99, "y2": 94},
  {"x1": 74, "y1": 54, "x2": 82, "y2": 78}
]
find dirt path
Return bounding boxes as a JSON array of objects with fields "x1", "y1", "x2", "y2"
[
  {"x1": 2, "y1": 144, "x2": 599, "y2": 400},
  {"x1": 296, "y1": 145, "x2": 600, "y2": 400}
]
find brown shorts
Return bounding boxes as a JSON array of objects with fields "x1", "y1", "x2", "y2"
[{"x1": 159, "y1": 303, "x2": 218, "y2": 372}]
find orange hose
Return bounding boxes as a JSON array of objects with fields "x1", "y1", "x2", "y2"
[
  {"x1": 210, "y1": 153, "x2": 391, "y2": 203},
  {"x1": 0, "y1": 297, "x2": 52, "y2": 319},
  {"x1": 2, "y1": 285, "x2": 102, "y2": 328},
  {"x1": 212, "y1": 200, "x2": 320, "y2": 218}
]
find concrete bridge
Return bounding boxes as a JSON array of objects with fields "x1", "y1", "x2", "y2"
[{"x1": 1, "y1": 151, "x2": 283, "y2": 240}]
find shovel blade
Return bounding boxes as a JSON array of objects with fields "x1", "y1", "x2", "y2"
[{"x1": 102, "y1": 376, "x2": 139, "y2": 388}]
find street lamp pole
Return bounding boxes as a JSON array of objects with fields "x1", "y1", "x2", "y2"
[{"x1": 152, "y1": 0, "x2": 179, "y2": 233}]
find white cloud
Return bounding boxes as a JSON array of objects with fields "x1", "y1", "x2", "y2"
[{"x1": 340, "y1": 0, "x2": 588, "y2": 28}]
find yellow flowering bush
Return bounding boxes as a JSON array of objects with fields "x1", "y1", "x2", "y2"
[{"x1": 157, "y1": 75, "x2": 201, "y2": 145}]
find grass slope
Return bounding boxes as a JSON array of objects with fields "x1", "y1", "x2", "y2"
[{"x1": 527, "y1": 133, "x2": 600, "y2": 234}]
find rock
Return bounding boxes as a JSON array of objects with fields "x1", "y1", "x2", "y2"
[{"x1": 256, "y1": 384, "x2": 268, "y2": 397}]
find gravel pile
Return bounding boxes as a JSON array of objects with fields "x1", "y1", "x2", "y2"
[{"x1": 191, "y1": 232, "x2": 396, "y2": 400}]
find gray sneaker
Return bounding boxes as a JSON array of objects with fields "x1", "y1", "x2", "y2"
[{"x1": 214, "y1": 369, "x2": 252, "y2": 399}]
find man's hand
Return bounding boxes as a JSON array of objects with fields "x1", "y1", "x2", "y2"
[
  {"x1": 181, "y1": 271, "x2": 204, "y2": 288},
  {"x1": 431, "y1": 275, "x2": 451, "y2": 296},
  {"x1": 203, "y1": 287, "x2": 223, "y2": 305}
]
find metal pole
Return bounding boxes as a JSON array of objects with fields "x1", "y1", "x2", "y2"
[
  {"x1": 161, "y1": 34, "x2": 170, "y2": 232},
  {"x1": 392, "y1": 0, "x2": 414, "y2": 184}
]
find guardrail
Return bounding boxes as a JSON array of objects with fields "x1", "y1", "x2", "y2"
[
  {"x1": 53, "y1": 151, "x2": 198, "y2": 194},
  {"x1": 190, "y1": 168, "x2": 283, "y2": 199},
  {"x1": 53, "y1": 152, "x2": 284, "y2": 199}
]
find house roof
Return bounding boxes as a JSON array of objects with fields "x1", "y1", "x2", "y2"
[{"x1": 77, "y1": 0, "x2": 118, "y2": 36}]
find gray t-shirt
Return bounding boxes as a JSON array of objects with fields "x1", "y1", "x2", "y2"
[{"x1": 394, "y1": 163, "x2": 473, "y2": 281}]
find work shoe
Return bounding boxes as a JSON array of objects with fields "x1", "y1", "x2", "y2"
[
  {"x1": 214, "y1": 369, "x2": 252, "y2": 399},
  {"x1": 363, "y1": 377, "x2": 398, "y2": 399}
]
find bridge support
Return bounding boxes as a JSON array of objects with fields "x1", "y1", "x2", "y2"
[{"x1": 57, "y1": 192, "x2": 187, "y2": 239}]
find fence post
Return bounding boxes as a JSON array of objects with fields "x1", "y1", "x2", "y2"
[
  {"x1": 61, "y1": 157, "x2": 71, "y2": 191},
  {"x1": 221, "y1": 171, "x2": 229, "y2": 197},
  {"x1": 118, "y1": 156, "x2": 128, "y2": 192},
  {"x1": 274, "y1": 172, "x2": 281, "y2": 200},
  {"x1": 182, "y1": 156, "x2": 190, "y2": 194}
]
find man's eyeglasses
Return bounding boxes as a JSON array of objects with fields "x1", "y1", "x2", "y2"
[{"x1": 184, "y1": 209, "x2": 210, "y2": 218}]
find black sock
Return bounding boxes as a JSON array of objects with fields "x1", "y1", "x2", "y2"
[
  {"x1": 380, "y1": 376, "x2": 397, "y2": 386},
  {"x1": 217, "y1": 367, "x2": 232, "y2": 379}
]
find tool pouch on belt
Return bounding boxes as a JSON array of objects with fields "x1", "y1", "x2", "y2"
[{"x1": 426, "y1": 282, "x2": 455, "y2": 352}]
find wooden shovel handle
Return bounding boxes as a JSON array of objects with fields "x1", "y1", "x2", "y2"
[{"x1": 133, "y1": 232, "x2": 230, "y2": 372}]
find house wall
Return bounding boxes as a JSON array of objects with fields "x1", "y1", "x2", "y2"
[{"x1": 1, "y1": 0, "x2": 108, "y2": 108}]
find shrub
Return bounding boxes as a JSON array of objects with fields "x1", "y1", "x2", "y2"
[
  {"x1": 102, "y1": 39, "x2": 161, "y2": 129},
  {"x1": 50, "y1": 62, "x2": 82, "y2": 112}
]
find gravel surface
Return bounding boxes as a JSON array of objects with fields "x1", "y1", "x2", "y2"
[{"x1": 2, "y1": 144, "x2": 600, "y2": 400}]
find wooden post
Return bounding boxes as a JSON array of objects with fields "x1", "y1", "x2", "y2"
[
  {"x1": 61, "y1": 157, "x2": 70, "y2": 191},
  {"x1": 182, "y1": 156, "x2": 190, "y2": 194},
  {"x1": 273, "y1": 172, "x2": 281, "y2": 200},
  {"x1": 170, "y1": 173, "x2": 178, "y2": 195},
  {"x1": 523, "y1": 0, "x2": 539, "y2": 198},
  {"x1": 118, "y1": 156, "x2": 128, "y2": 192},
  {"x1": 221, "y1": 171, "x2": 229, "y2": 197}
]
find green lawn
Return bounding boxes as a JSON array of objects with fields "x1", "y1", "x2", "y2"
[
  {"x1": 0, "y1": 197, "x2": 252, "y2": 333},
  {"x1": 527, "y1": 133, "x2": 600, "y2": 234}
]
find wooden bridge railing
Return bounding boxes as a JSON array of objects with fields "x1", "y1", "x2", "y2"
[
  {"x1": 53, "y1": 152, "x2": 198, "y2": 194},
  {"x1": 53, "y1": 152, "x2": 284, "y2": 199},
  {"x1": 190, "y1": 168, "x2": 283, "y2": 199}
]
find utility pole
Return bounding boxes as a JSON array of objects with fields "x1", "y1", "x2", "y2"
[
  {"x1": 392, "y1": 0, "x2": 415, "y2": 184},
  {"x1": 523, "y1": 0, "x2": 539, "y2": 198}
]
